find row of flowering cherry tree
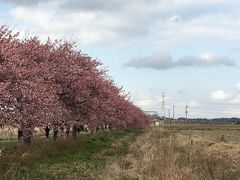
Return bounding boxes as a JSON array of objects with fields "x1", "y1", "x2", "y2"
[{"x1": 0, "y1": 25, "x2": 150, "y2": 142}]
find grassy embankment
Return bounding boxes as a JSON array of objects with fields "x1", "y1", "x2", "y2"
[{"x1": 0, "y1": 128, "x2": 144, "y2": 180}]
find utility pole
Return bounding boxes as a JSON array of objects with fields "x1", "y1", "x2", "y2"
[
  {"x1": 185, "y1": 105, "x2": 189, "y2": 125},
  {"x1": 173, "y1": 105, "x2": 175, "y2": 124},
  {"x1": 168, "y1": 108, "x2": 171, "y2": 125},
  {"x1": 162, "y1": 92, "x2": 165, "y2": 121}
]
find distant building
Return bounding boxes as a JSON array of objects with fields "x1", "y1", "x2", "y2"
[{"x1": 144, "y1": 111, "x2": 164, "y2": 126}]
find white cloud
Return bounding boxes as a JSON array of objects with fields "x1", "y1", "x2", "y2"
[
  {"x1": 211, "y1": 90, "x2": 231, "y2": 101},
  {"x1": 236, "y1": 83, "x2": 240, "y2": 91},
  {"x1": 124, "y1": 52, "x2": 235, "y2": 70},
  {"x1": 131, "y1": 93, "x2": 160, "y2": 109},
  {"x1": 229, "y1": 95, "x2": 240, "y2": 104},
  {"x1": 3, "y1": 0, "x2": 240, "y2": 48},
  {"x1": 131, "y1": 92, "x2": 173, "y2": 114},
  {"x1": 9, "y1": 6, "x2": 142, "y2": 47},
  {"x1": 167, "y1": 15, "x2": 182, "y2": 23},
  {"x1": 176, "y1": 100, "x2": 200, "y2": 108},
  {"x1": 157, "y1": 13, "x2": 240, "y2": 46},
  {"x1": 188, "y1": 100, "x2": 200, "y2": 107}
]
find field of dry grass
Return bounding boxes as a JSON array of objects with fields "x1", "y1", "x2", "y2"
[
  {"x1": 0, "y1": 127, "x2": 17, "y2": 141},
  {"x1": 100, "y1": 125, "x2": 240, "y2": 180}
]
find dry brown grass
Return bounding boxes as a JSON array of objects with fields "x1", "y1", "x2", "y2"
[
  {"x1": 99, "y1": 126, "x2": 240, "y2": 180},
  {"x1": 0, "y1": 127, "x2": 17, "y2": 140}
]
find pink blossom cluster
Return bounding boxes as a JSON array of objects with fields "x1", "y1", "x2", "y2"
[{"x1": 0, "y1": 25, "x2": 150, "y2": 138}]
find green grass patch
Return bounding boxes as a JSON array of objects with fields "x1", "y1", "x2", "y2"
[{"x1": 0, "y1": 128, "x2": 143, "y2": 180}]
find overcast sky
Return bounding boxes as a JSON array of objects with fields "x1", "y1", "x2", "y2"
[{"x1": 0, "y1": 0, "x2": 240, "y2": 118}]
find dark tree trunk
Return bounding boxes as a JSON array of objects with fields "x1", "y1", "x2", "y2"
[
  {"x1": 53, "y1": 127, "x2": 58, "y2": 141},
  {"x1": 72, "y1": 125, "x2": 77, "y2": 138},
  {"x1": 66, "y1": 129, "x2": 70, "y2": 136},
  {"x1": 18, "y1": 129, "x2": 23, "y2": 142}
]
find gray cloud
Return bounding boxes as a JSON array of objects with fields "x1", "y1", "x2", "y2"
[
  {"x1": 3, "y1": 0, "x2": 127, "y2": 11},
  {"x1": 58, "y1": 0, "x2": 127, "y2": 12},
  {"x1": 2, "y1": 0, "x2": 52, "y2": 6},
  {"x1": 2, "y1": 0, "x2": 159, "y2": 11},
  {"x1": 124, "y1": 52, "x2": 174, "y2": 70},
  {"x1": 124, "y1": 52, "x2": 236, "y2": 70}
]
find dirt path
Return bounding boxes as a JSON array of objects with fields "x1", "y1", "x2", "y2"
[
  {"x1": 99, "y1": 127, "x2": 169, "y2": 180},
  {"x1": 98, "y1": 127, "x2": 240, "y2": 180}
]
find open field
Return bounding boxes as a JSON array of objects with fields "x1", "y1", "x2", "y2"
[
  {"x1": 1, "y1": 125, "x2": 240, "y2": 180},
  {"x1": 100, "y1": 125, "x2": 240, "y2": 180}
]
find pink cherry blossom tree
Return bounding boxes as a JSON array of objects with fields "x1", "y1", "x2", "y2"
[{"x1": 0, "y1": 25, "x2": 150, "y2": 143}]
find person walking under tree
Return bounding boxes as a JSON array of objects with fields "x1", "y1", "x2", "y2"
[{"x1": 45, "y1": 125, "x2": 51, "y2": 139}]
